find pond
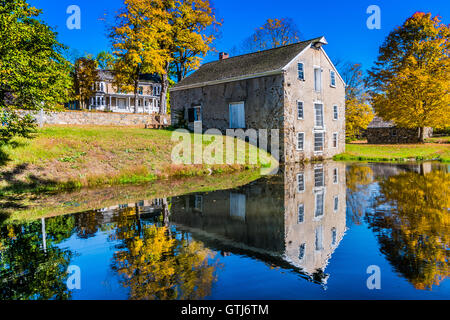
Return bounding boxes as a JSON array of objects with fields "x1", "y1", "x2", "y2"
[{"x1": 0, "y1": 162, "x2": 448, "y2": 300}]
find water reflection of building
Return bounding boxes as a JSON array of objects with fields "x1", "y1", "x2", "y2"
[
  {"x1": 170, "y1": 178, "x2": 285, "y2": 253},
  {"x1": 169, "y1": 162, "x2": 347, "y2": 285},
  {"x1": 284, "y1": 163, "x2": 347, "y2": 280}
]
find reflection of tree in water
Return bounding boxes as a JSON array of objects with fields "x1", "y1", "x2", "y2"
[
  {"x1": 366, "y1": 169, "x2": 449, "y2": 290},
  {"x1": 346, "y1": 165, "x2": 374, "y2": 225},
  {"x1": 111, "y1": 205, "x2": 218, "y2": 300},
  {"x1": 74, "y1": 211, "x2": 104, "y2": 239},
  {"x1": 0, "y1": 215, "x2": 75, "y2": 299}
]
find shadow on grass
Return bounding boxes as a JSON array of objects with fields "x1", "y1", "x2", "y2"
[
  {"x1": 0, "y1": 163, "x2": 62, "y2": 223},
  {"x1": 0, "y1": 148, "x2": 10, "y2": 167},
  {"x1": 0, "y1": 139, "x2": 31, "y2": 167}
]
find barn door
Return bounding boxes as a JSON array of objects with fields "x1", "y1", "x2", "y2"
[
  {"x1": 229, "y1": 102, "x2": 245, "y2": 129},
  {"x1": 230, "y1": 193, "x2": 246, "y2": 221}
]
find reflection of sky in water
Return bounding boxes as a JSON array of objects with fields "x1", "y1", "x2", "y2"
[
  {"x1": 57, "y1": 230, "x2": 127, "y2": 300},
  {"x1": 1, "y1": 162, "x2": 448, "y2": 300}
]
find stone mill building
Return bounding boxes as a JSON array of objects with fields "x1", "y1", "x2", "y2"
[{"x1": 170, "y1": 37, "x2": 346, "y2": 163}]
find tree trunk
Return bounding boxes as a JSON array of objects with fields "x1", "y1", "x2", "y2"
[
  {"x1": 177, "y1": 62, "x2": 183, "y2": 83},
  {"x1": 419, "y1": 127, "x2": 426, "y2": 143},
  {"x1": 133, "y1": 78, "x2": 139, "y2": 114},
  {"x1": 134, "y1": 91, "x2": 139, "y2": 114},
  {"x1": 159, "y1": 64, "x2": 170, "y2": 115}
]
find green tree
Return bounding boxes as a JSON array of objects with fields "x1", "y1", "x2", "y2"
[
  {"x1": 0, "y1": 216, "x2": 75, "y2": 299},
  {"x1": 0, "y1": 0, "x2": 72, "y2": 144},
  {"x1": 366, "y1": 13, "x2": 450, "y2": 142},
  {"x1": 96, "y1": 51, "x2": 115, "y2": 70},
  {"x1": 72, "y1": 57, "x2": 99, "y2": 110}
]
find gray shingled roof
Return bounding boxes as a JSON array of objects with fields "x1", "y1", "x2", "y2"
[
  {"x1": 368, "y1": 116, "x2": 396, "y2": 128},
  {"x1": 98, "y1": 69, "x2": 160, "y2": 83},
  {"x1": 173, "y1": 38, "x2": 325, "y2": 89}
]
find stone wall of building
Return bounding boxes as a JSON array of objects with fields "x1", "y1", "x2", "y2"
[
  {"x1": 170, "y1": 175, "x2": 285, "y2": 253},
  {"x1": 170, "y1": 46, "x2": 346, "y2": 163},
  {"x1": 283, "y1": 46, "x2": 346, "y2": 163},
  {"x1": 170, "y1": 74, "x2": 285, "y2": 159},
  {"x1": 283, "y1": 162, "x2": 347, "y2": 276},
  {"x1": 18, "y1": 110, "x2": 171, "y2": 128},
  {"x1": 367, "y1": 127, "x2": 433, "y2": 144}
]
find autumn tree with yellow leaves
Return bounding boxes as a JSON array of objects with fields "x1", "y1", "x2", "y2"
[
  {"x1": 367, "y1": 168, "x2": 449, "y2": 290},
  {"x1": 169, "y1": 0, "x2": 221, "y2": 83},
  {"x1": 340, "y1": 62, "x2": 374, "y2": 141},
  {"x1": 72, "y1": 57, "x2": 100, "y2": 110},
  {"x1": 366, "y1": 12, "x2": 450, "y2": 142},
  {"x1": 110, "y1": 0, "x2": 170, "y2": 113},
  {"x1": 110, "y1": 0, "x2": 220, "y2": 114},
  {"x1": 113, "y1": 222, "x2": 218, "y2": 300},
  {"x1": 346, "y1": 164, "x2": 374, "y2": 225}
]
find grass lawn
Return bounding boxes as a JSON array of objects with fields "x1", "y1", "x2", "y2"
[
  {"x1": 335, "y1": 139, "x2": 450, "y2": 162},
  {"x1": 426, "y1": 136, "x2": 450, "y2": 144},
  {"x1": 0, "y1": 126, "x2": 275, "y2": 196}
]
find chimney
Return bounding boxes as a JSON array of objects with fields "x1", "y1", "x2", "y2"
[{"x1": 219, "y1": 52, "x2": 229, "y2": 60}]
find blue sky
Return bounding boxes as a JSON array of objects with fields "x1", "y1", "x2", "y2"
[{"x1": 31, "y1": 0, "x2": 449, "y2": 72}]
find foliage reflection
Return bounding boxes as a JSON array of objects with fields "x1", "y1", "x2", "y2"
[{"x1": 366, "y1": 167, "x2": 449, "y2": 290}]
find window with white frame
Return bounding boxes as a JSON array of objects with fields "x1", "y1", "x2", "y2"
[
  {"x1": 297, "y1": 173, "x2": 305, "y2": 192},
  {"x1": 297, "y1": 101, "x2": 304, "y2": 119},
  {"x1": 333, "y1": 168, "x2": 339, "y2": 184},
  {"x1": 315, "y1": 226, "x2": 324, "y2": 251},
  {"x1": 194, "y1": 195, "x2": 203, "y2": 211},
  {"x1": 297, "y1": 132, "x2": 304, "y2": 151},
  {"x1": 153, "y1": 86, "x2": 161, "y2": 96},
  {"x1": 330, "y1": 70, "x2": 336, "y2": 87},
  {"x1": 298, "y1": 63, "x2": 305, "y2": 80},
  {"x1": 314, "y1": 67, "x2": 322, "y2": 92},
  {"x1": 333, "y1": 105, "x2": 338, "y2": 120},
  {"x1": 333, "y1": 133, "x2": 338, "y2": 148},
  {"x1": 298, "y1": 204, "x2": 304, "y2": 223},
  {"x1": 314, "y1": 166, "x2": 324, "y2": 188},
  {"x1": 315, "y1": 191, "x2": 324, "y2": 218},
  {"x1": 334, "y1": 196, "x2": 339, "y2": 212},
  {"x1": 314, "y1": 104, "x2": 324, "y2": 127},
  {"x1": 314, "y1": 132, "x2": 324, "y2": 152},
  {"x1": 331, "y1": 228, "x2": 337, "y2": 246}
]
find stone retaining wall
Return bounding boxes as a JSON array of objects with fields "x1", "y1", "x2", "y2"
[
  {"x1": 18, "y1": 110, "x2": 171, "y2": 128},
  {"x1": 367, "y1": 127, "x2": 433, "y2": 144}
]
